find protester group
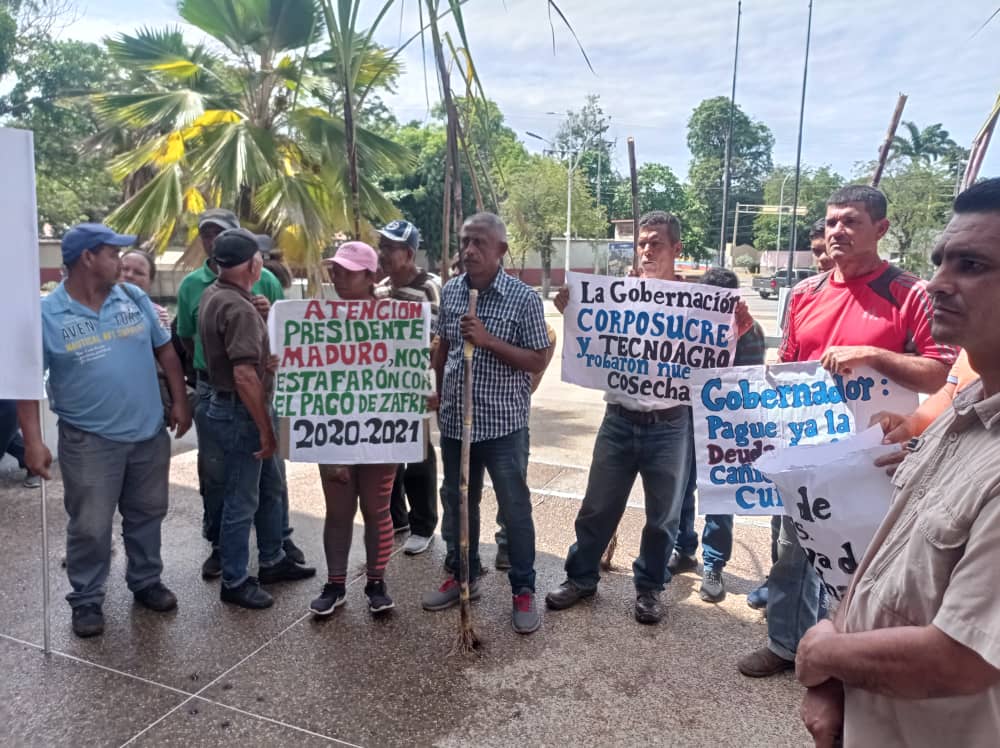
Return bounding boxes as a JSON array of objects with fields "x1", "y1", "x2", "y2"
[{"x1": 14, "y1": 176, "x2": 1000, "y2": 747}]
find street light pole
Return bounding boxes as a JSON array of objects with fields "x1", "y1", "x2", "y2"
[
  {"x1": 776, "y1": 171, "x2": 793, "y2": 259},
  {"x1": 718, "y1": 0, "x2": 743, "y2": 267},
  {"x1": 785, "y1": 0, "x2": 814, "y2": 279}
]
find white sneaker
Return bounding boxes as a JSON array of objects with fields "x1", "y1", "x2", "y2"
[{"x1": 403, "y1": 534, "x2": 433, "y2": 555}]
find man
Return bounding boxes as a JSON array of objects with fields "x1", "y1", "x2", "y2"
[
  {"x1": 18, "y1": 223, "x2": 192, "y2": 638},
  {"x1": 810, "y1": 218, "x2": 835, "y2": 272},
  {"x1": 175, "y1": 209, "x2": 306, "y2": 578},
  {"x1": 421, "y1": 213, "x2": 551, "y2": 635},
  {"x1": 667, "y1": 266, "x2": 767, "y2": 603},
  {"x1": 197, "y1": 229, "x2": 314, "y2": 609},
  {"x1": 796, "y1": 177, "x2": 1000, "y2": 748},
  {"x1": 375, "y1": 219, "x2": 442, "y2": 556},
  {"x1": 546, "y1": 211, "x2": 750, "y2": 624},
  {"x1": 738, "y1": 185, "x2": 956, "y2": 678}
]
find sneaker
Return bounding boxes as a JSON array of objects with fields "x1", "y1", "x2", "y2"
[
  {"x1": 282, "y1": 538, "x2": 306, "y2": 565},
  {"x1": 545, "y1": 579, "x2": 596, "y2": 610},
  {"x1": 393, "y1": 523, "x2": 410, "y2": 535},
  {"x1": 365, "y1": 579, "x2": 395, "y2": 614},
  {"x1": 667, "y1": 549, "x2": 699, "y2": 575},
  {"x1": 747, "y1": 581, "x2": 768, "y2": 610},
  {"x1": 134, "y1": 582, "x2": 178, "y2": 612},
  {"x1": 512, "y1": 589, "x2": 540, "y2": 634},
  {"x1": 220, "y1": 577, "x2": 273, "y2": 609},
  {"x1": 494, "y1": 546, "x2": 511, "y2": 570},
  {"x1": 309, "y1": 583, "x2": 346, "y2": 617},
  {"x1": 23, "y1": 472, "x2": 41, "y2": 488},
  {"x1": 634, "y1": 589, "x2": 664, "y2": 625},
  {"x1": 403, "y1": 534, "x2": 433, "y2": 556},
  {"x1": 258, "y1": 556, "x2": 316, "y2": 585},
  {"x1": 421, "y1": 576, "x2": 481, "y2": 611},
  {"x1": 201, "y1": 549, "x2": 222, "y2": 579},
  {"x1": 700, "y1": 568, "x2": 726, "y2": 603},
  {"x1": 738, "y1": 647, "x2": 794, "y2": 678},
  {"x1": 71, "y1": 604, "x2": 104, "y2": 638}
]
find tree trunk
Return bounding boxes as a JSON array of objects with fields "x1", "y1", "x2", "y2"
[
  {"x1": 541, "y1": 250, "x2": 551, "y2": 298},
  {"x1": 342, "y1": 90, "x2": 362, "y2": 240}
]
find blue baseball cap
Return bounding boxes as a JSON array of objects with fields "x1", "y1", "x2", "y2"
[
  {"x1": 61, "y1": 223, "x2": 137, "y2": 266},
  {"x1": 377, "y1": 220, "x2": 420, "y2": 251}
]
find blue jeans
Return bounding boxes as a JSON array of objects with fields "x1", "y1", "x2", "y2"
[
  {"x1": 196, "y1": 380, "x2": 292, "y2": 545},
  {"x1": 58, "y1": 421, "x2": 170, "y2": 608},
  {"x1": 441, "y1": 428, "x2": 535, "y2": 592},
  {"x1": 202, "y1": 395, "x2": 285, "y2": 589},
  {"x1": 767, "y1": 515, "x2": 820, "y2": 660},
  {"x1": 565, "y1": 406, "x2": 692, "y2": 592},
  {"x1": 675, "y1": 444, "x2": 734, "y2": 572},
  {"x1": 0, "y1": 399, "x2": 26, "y2": 468}
]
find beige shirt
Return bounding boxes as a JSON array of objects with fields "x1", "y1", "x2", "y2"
[{"x1": 841, "y1": 379, "x2": 1000, "y2": 748}]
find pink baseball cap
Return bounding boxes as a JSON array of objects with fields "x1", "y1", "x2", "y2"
[{"x1": 327, "y1": 241, "x2": 378, "y2": 273}]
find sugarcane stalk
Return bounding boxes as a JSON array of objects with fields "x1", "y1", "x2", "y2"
[
  {"x1": 600, "y1": 532, "x2": 618, "y2": 571},
  {"x1": 452, "y1": 288, "x2": 481, "y2": 655}
]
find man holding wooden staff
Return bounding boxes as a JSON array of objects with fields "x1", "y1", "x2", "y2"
[{"x1": 421, "y1": 213, "x2": 551, "y2": 635}]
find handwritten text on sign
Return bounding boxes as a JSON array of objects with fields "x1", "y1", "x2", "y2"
[
  {"x1": 689, "y1": 363, "x2": 917, "y2": 515},
  {"x1": 756, "y1": 428, "x2": 896, "y2": 604},
  {"x1": 561, "y1": 272, "x2": 740, "y2": 406},
  {"x1": 269, "y1": 299, "x2": 432, "y2": 463}
]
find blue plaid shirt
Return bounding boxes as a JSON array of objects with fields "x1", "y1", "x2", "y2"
[{"x1": 435, "y1": 269, "x2": 550, "y2": 442}]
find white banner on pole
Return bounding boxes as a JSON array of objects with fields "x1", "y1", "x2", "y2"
[
  {"x1": 755, "y1": 427, "x2": 897, "y2": 604},
  {"x1": 268, "y1": 298, "x2": 433, "y2": 463},
  {"x1": 0, "y1": 128, "x2": 44, "y2": 399},
  {"x1": 561, "y1": 272, "x2": 740, "y2": 407},
  {"x1": 689, "y1": 362, "x2": 917, "y2": 515}
]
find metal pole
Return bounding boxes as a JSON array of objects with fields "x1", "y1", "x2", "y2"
[
  {"x1": 718, "y1": 0, "x2": 742, "y2": 266},
  {"x1": 39, "y1": 400, "x2": 51, "y2": 654},
  {"x1": 564, "y1": 154, "x2": 573, "y2": 283},
  {"x1": 730, "y1": 204, "x2": 740, "y2": 267},
  {"x1": 777, "y1": 171, "x2": 792, "y2": 257},
  {"x1": 785, "y1": 0, "x2": 813, "y2": 279}
]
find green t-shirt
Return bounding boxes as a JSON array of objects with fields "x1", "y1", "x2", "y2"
[{"x1": 176, "y1": 260, "x2": 284, "y2": 373}]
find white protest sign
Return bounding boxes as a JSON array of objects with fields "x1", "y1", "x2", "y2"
[
  {"x1": 269, "y1": 299, "x2": 433, "y2": 463},
  {"x1": 0, "y1": 128, "x2": 44, "y2": 399},
  {"x1": 689, "y1": 362, "x2": 917, "y2": 515},
  {"x1": 561, "y1": 271, "x2": 740, "y2": 407},
  {"x1": 755, "y1": 427, "x2": 897, "y2": 604}
]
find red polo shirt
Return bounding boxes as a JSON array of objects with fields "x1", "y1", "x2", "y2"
[{"x1": 779, "y1": 261, "x2": 957, "y2": 366}]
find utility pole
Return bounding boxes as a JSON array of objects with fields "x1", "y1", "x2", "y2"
[
  {"x1": 718, "y1": 0, "x2": 742, "y2": 267},
  {"x1": 785, "y1": 0, "x2": 814, "y2": 279}
]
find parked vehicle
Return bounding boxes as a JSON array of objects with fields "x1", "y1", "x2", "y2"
[{"x1": 751, "y1": 268, "x2": 816, "y2": 299}]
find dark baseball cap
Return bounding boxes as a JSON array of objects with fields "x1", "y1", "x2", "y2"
[
  {"x1": 213, "y1": 228, "x2": 260, "y2": 268},
  {"x1": 61, "y1": 223, "x2": 136, "y2": 265},
  {"x1": 198, "y1": 208, "x2": 240, "y2": 232},
  {"x1": 377, "y1": 220, "x2": 420, "y2": 251}
]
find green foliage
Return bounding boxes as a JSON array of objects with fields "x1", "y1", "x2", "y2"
[
  {"x1": 0, "y1": 37, "x2": 127, "y2": 232},
  {"x1": 877, "y1": 161, "x2": 954, "y2": 276},
  {"x1": 687, "y1": 96, "x2": 774, "y2": 246},
  {"x1": 553, "y1": 94, "x2": 613, "y2": 218},
  {"x1": 753, "y1": 166, "x2": 844, "y2": 252},
  {"x1": 890, "y1": 121, "x2": 967, "y2": 176}
]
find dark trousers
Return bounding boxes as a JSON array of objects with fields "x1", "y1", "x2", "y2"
[{"x1": 389, "y1": 440, "x2": 438, "y2": 537}]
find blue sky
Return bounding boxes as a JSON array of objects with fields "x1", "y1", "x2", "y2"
[{"x1": 64, "y1": 0, "x2": 1000, "y2": 183}]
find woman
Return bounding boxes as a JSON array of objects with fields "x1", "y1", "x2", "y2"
[
  {"x1": 309, "y1": 241, "x2": 399, "y2": 617},
  {"x1": 120, "y1": 250, "x2": 170, "y2": 330}
]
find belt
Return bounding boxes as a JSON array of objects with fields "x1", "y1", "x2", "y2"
[{"x1": 606, "y1": 403, "x2": 681, "y2": 426}]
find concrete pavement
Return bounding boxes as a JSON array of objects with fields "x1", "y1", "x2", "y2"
[{"x1": 0, "y1": 283, "x2": 810, "y2": 746}]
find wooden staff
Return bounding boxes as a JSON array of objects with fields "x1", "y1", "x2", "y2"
[
  {"x1": 628, "y1": 137, "x2": 641, "y2": 273},
  {"x1": 453, "y1": 288, "x2": 481, "y2": 655},
  {"x1": 870, "y1": 93, "x2": 907, "y2": 188}
]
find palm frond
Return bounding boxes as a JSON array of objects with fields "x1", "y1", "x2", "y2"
[
  {"x1": 187, "y1": 120, "x2": 280, "y2": 202},
  {"x1": 106, "y1": 163, "x2": 185, "y2": 250},
  {"x1": 92, "y1": 90, "x2": 209, "y2": 130}
]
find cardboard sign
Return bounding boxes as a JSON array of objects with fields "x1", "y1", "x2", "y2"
[
  {"x1": 689, "y1": 362, "x2": 917, "y2": 515},
  {"x1": 561, "y1": 272, "x2": 739, "y2": 407},
  {"x1": 269, "y1": 299, "x2": 432, "y2": 463},
  {"x1": 755, "y1": 427, "x2": 897, "y2": 604}
]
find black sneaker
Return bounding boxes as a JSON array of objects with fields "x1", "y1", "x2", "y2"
[
  {"x1": 201, "y1": 549, "x2": 222, "y2": 579},
  {"x1": 635, "y1": 589, "x2": 664, "y2": 624},
  {"x1": 309, "y1": 583, "x2": 346, "y2": 617},
  {"x1": 365, "y1": 579, "x2": 395, "y2": 614},
  {"x1": 134, "y1": 582, "x2": 178, "y2": 612},
  {"x1": 667, "y1": 549, "x2": 699, "y2": 575},
  {"x1": 259, "y1": 556, "x2": 316, "y2": 585},
  {"x1": 220, "y1": 577, "x2": 273, "y2": 609},
  {"x1": 545, "y1": 579, "x2": 596, "y2": 610},
  {"x1": 71, "y1": 604, "x2": 104, "y2": 638},
  {"x1": 282, "y1": 538, "x2": 306, "y2": 565}
]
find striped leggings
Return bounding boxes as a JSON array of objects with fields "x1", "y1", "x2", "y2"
[{"x1": 318, "y1": 464, "x2": 397, "y2": 584}]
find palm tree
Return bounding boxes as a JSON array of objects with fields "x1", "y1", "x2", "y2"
[
  {"x1": 97, "y1": 0, "x2": 411, "y2": 279},
  {"x1": 890, "y1": 121, "x2": 960, "y2": 165}
]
